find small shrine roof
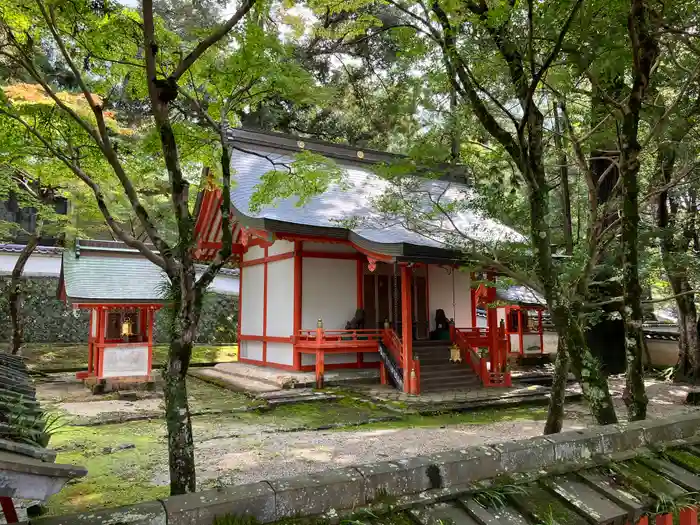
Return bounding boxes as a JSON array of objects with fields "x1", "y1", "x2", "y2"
[
  {"x1": 226, "y1": 128, "x2": 525, "y2": 262},
  {"x1": 60, "y1": 240, "x2": 168, "y2": 304},
  {"x1": 59, "y1": 240, "x2": 239, "y2": 304}
]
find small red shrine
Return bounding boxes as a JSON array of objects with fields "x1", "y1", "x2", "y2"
[
  {"x1": 193, "y1": 128, "x2": 537, "y2": 394},
  {"x1": 58, "y1": 240, "x2": 165, "y2": 389}
]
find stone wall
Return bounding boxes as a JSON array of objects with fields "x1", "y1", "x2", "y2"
[
  {"x1": 25, "y1": 412, "x2": 700, "y2": 525},
  {"x1": 0, "y1": 277, "x2": 238, "y2": 345}
]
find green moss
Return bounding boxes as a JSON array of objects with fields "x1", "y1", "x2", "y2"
[
  {"x1": 235, "y1": 397, "x2": 396, "y2": 429},
  {"x1": 664, "y1": 449, "x2": 700, "y2": 474},
  {"x1": 613, "y1": 461, "x2": 687, "y2": 500},
  {"x1": 45, "y1": 420, "x2": 169, "y2": 515},
  {"x1": 336, "y1": 405, "x2": 547, "y2": 431},
  {"x1": 187, "y1": 376, "x2": 252, "y2": 413},
  {"x1": 24, "y1": 343, "x2": 238, "y2": 371},
  {"x1": 509, "y1": 483, "x2": 589, "y2": 525}
]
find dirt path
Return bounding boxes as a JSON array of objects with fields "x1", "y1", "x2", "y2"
[{"x1": 170, "y1": 378, "x2": 699, "y2": 488}]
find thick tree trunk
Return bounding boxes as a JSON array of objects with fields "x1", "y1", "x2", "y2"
[
  {"x1": 620, "y1": 150, "x2": 647, "y2": 421},
  {"x1": 553, "y1": 306, "x2": 618, "y2": 425},
  {"x1": 670, "y1": 276, "x2": 699, "y2": 382},
  {"x1": 163, "y1": 284, "x2": 201, "y2": 495},
  {"x1": 9, "y1": 234, "x2": 40, "y2": 355},
  {"x1": 544, "y1": 328, "x2": 569, "y2": 434}
]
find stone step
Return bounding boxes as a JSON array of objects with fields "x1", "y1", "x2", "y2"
[
  {"x1": 419, "y1": 370, "x2": 478, "y2": 381},
  {"x1": 189, "y1": 368, "x2": 280, "y2": 393},
  {"x1": 421, "y1": 380, "x2": 482, "y2": 393}
]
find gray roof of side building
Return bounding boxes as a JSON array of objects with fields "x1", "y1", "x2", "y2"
[
  {"x1": 60, "y1": 243, "x2": 168, "y2": 304},
  {"x1": 496, "y1": 285, "x2": 546, "y2": 306},
  {"x1": 226, "y1": 128, "x2": 526, "y2": 261},
  {"x1": 60, "y1": 240, "x2": 239, "y2": 303}
]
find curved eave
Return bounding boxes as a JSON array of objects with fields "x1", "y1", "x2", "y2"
[{"x1": 232, "y1": 203, "x2": 467, "y2": 263}]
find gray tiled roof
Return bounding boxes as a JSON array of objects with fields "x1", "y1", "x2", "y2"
[
  {"x1": 496, "y1": 285, "x2": 546, "y2": 306},
  {"x1": 0, "y1": 243, "x2": 62, "y2": 256},
  {"x1": 61, "y1": 248, "x2": 168, "y2": 303},
  {"x1": 228, "y1": 130, "x2": 525, "y2": 258}
]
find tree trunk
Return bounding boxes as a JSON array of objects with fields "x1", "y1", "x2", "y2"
[
  {"x1": 544, "y1": 329, "x2": 569, "y2": 434},
  {"x1": 9, "y1": 233, "x2": 40, "y2": 355},
  {"x1": 620, "y1": 150, "x2": 648, "y2": 420},
  {"x1": 163, "y1": 287, "x2": 199, "y2": 495},
  {"x1": 670, "y1": 276, "x2": 699, "y2": 382},
  {"x1": 553, "y1": 306, "x2": 618, "y2": 425}
]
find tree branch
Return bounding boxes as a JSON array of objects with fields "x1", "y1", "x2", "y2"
[{"x1": 170, "y1": 0, "x2": 257, "y2": 81}]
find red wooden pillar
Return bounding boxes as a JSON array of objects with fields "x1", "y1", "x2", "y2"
[
  {"x1": 315, "y1": 319, "x2": 324, "y2": 389},
  {"x1": 401, "y1": 265, "x2": 413, "y2": 393},
  {"x1": 146, "y1": 307, "x2": 154, "y2": 377},
  {"x1": 293, "y1": 241, "x2": 302, "y2": 370},
  {"x1": 680, "y1": 507, "x2": 698, "y2": 525},
  {"x1": 470, "y1": 272, "x2": 477, "y2": 327},
  {"x1": 87, "y1": 308, "x2": 95, "y2": 376},
  {"x1": 656, "y1": 515, "x2": 673, "y2": 525},
  {"x1": 0, "y1": 497, "x2": 18, "y2": 523},
  {"x1": 486, "y1": 278, "x2": 499, "y2": 375}
]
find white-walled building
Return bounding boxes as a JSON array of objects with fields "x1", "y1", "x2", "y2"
[{"x1": 193, "y1": 128, "x2": 530, "y2": 393}]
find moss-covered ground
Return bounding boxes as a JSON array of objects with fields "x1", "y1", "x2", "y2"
[
  {"x1": 23, "y1": 343, "x2": 238, "y2": 371},
  {"x1": 43, "y1": 390, "x2": 547, "y2": 517}
]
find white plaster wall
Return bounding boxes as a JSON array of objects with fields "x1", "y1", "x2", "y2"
[
  {"x1": 303, "y1": 242, "x2": 356, "y2": 253},
  {"x1": 509, "y1": 333, "x2": 520, "y2": 353},
  {"x1": 241, "y1": 265, "x2": 264, "y2": 335},
  {"x1": 102, "y1": 345, "x2": 149, "y2": 377},
  {"x1": 243, "y1": 245, "x2": 265, "y2": 261},
  {"x1": 90, "y1": 309, "x2": 97, "y2": 337},
  {"x1": 268, "y1": 239, "x2": 294, "y2": 256},
  {"x1": 266, "y1": 257, "x2": 294, "y2": 337},
  {"x1": 240, "y1": 340, "x2": 263, "y2": 361},
  {"x1": 0, "y1": 253, "x2": 61, "y2": 277},
  {"x1": 497, "y1": 308, "x2": 507, "y2": 325},
  {"x1": 428, "y1": 266, "x2": 471, "y2": 330},
  {"x1": 302, "y1": 258, "x2": 357, "y2": 329},
  {"x1": 523, "y1": 334, "x2": 541, "y2": 353},
  {"x1": 266, "y1": 342, "x2": 294, "y2": 365}
]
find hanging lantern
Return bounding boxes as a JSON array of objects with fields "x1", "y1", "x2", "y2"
[{"x1": 121, "y1": 318, "x2": 134, "y2": 336}]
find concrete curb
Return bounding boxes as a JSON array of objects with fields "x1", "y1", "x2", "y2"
[{"x1": 26, "y1": 412, "x2": 700, "y2": 525}]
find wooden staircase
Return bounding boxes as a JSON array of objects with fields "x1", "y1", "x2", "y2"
[{"x1": 412, "y1": 340, "x2": 482, "y2": 393}]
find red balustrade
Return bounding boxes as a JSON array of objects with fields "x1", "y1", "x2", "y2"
[{"x1": 453, "y1": 327, "x2": 511, "y2": 388}]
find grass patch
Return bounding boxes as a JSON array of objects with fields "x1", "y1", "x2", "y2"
[{"x1": 23, "y1": 343, "x2": 238, "y2": 371}]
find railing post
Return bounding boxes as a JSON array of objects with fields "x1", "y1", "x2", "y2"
[
  {"x1": 680, "y1": 508, "x2": 698, "y2": 525},
  {"x1": 316, "y1": 319, "x2": 324, "y2": 389}
]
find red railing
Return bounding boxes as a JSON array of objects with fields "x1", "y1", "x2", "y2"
[
  {"x1": 453, "y1": 327, "x2": 511, "y2": 387},
  {"x1": 382, "y1": 328, "x2": 404, "y2": 369},
  {"x1": 296, "y1": 328, "x2": 384, "y2": 349}
]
